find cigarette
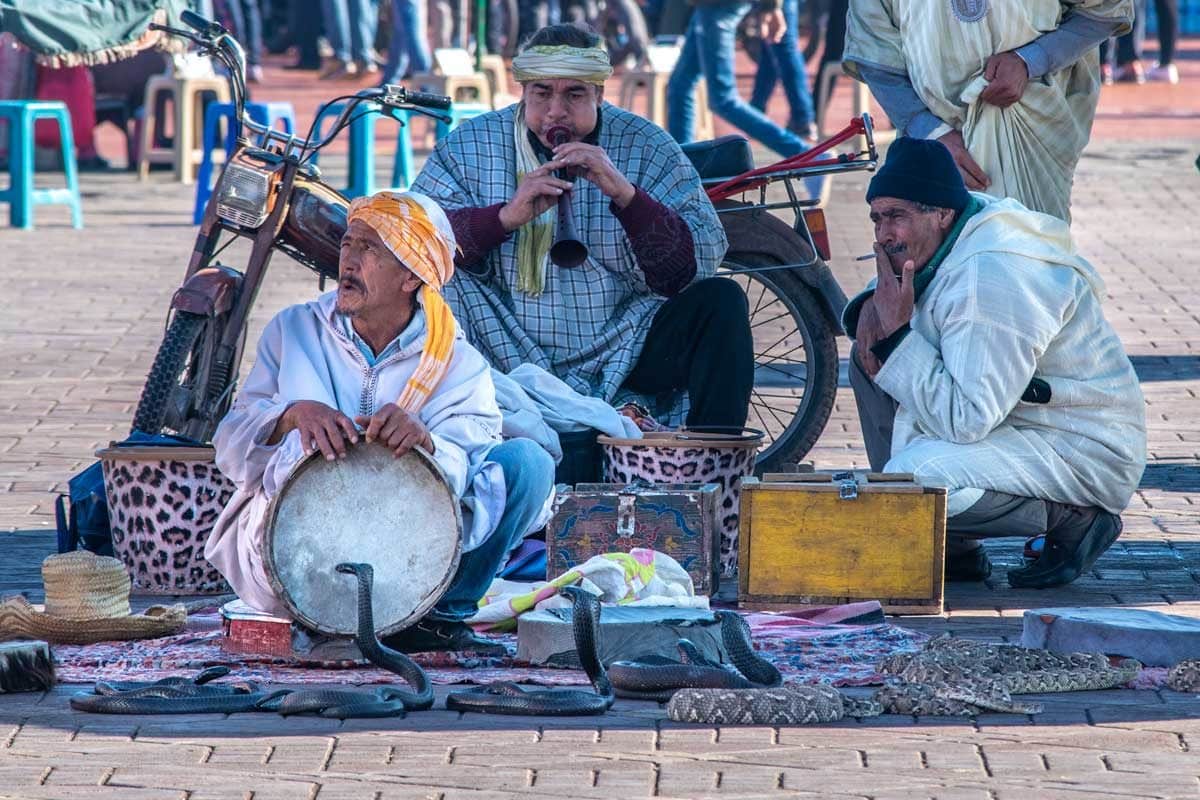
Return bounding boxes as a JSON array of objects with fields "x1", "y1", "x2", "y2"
[{"x1": 854, "y1": 253, "x2": 875, "y2": 261}]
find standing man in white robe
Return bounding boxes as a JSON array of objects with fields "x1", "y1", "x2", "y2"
[
  {"x1": 845, "y1": 138, "x2": 1146, "y2": 588},
  {"x1": 843, "y1": 0, "x2": 1132, "y2": 221},
  {"x1": 206, "y1": 191, "x2": 556, "y2": 653}
]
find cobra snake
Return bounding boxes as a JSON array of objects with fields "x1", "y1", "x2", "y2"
[
  {"x1": 668, "y1": 634, "x2": 1142, "y2": 725},
  {"x1": 70, "y1": 562, "x2": 433, "y2": 718},
  {"x1": 445, "y1": 586, "x2": 615, "y2": 716},
  {"x1": 608, "y1": 610, "x2": 782, "y2": 702}
]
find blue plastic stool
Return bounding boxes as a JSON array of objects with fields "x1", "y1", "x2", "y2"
[
  {"x1": 309, "y1": 100, "x2": 384, "y2": 200},
  {"x1": 435, "y1": 102, "x2": 490, "y2": 141},
  {"x1": 192, "y1": 101, "x2": 296, "y2": 223},
  {"x1": 0, "y1": 101, "x2": 83, "y2": 229}
]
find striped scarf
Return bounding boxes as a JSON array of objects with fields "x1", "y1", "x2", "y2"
[
  {"x1": 510, "y1": 45, "x2": 613, "y2": 295},
  {"x1": 345, "y1": 192, "x2": 458, "y2": 414}
]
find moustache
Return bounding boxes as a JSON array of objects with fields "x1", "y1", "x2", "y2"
[
  {"x1": 340, "y1": 277, "x2": 366, "y2": 293},
  {"x1": 883, "y1": 243, "x2": 908, "y2": 256}
]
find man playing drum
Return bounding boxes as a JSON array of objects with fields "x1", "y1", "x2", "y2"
[
  {"x1": 410, "y1": 23, "x2": 754, "y2": 432},
  {"x1": 206, "y1": 191, "x2": 555, "y2": 653}
]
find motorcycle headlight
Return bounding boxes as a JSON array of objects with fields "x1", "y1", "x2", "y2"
[{"x1": 215, "y1": 163, "x2": 272, "y2": 228}]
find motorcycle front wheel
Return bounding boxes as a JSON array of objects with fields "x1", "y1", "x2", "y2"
[
  {"x1": 132, "y1": 310, "x2": 231, "y2": 443},
  {"x1": 722, "y1": 257, "x2": 839, "y2": 473}
]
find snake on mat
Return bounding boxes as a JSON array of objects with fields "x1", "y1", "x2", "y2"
[
  {"x1": 445, "y1": 586, "x2": 615, "y2": 716},
  {"x1": 70, "y1": 562, "x2": 433, "y2": 718},
  {"x1": 667, "y1": 634, "x2": 1142, "y2": 725},
  {"x1": 608, "y1": 611, "x2": 782, "y2": 702}
]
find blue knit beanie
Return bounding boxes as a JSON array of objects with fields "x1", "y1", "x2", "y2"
[{"x1": 866, "y1": 137, "x2": 970, "y2": 214}]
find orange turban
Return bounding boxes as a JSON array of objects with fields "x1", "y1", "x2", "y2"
[{"x1": 346, "y1": 191, "x2": 458, "y2": 414}]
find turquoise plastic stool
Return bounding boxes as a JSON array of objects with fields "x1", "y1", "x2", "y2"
[
  {"x1": 435, "y1": 103, "x2": 490, "y2": 141},
  {"x1": 193, "y1": 101, "x2": 296, "y2": 223},
  {"x1": 0, "y1": 100, "x2": 83, "y2": 229},
  {"x1": 310, "y1": 100, "x2": 383, "y2": 199}
]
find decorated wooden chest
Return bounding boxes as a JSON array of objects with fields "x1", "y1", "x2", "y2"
[
  {"x1": 738, "y1": 472, "x2": 947, "y2": 614},
  {"x1": 545, "y1": 483, "x2": 721, "y2": 594}
]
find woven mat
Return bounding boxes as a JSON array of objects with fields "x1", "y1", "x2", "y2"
[{"x1": 51, "y1": 601, "x2": 932, "y2": 687}]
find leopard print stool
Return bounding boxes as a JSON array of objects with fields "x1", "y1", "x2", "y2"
[
  {"x1": 98, "y1": 446, "x2": 234, "y2": 594},
  {"x1": 600, "y1": 430, "x2": 762, "y2": 577}
]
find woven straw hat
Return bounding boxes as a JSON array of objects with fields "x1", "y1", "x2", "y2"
[{"x1": 0, "y1": 552, "x2": 186, "y2": 645}]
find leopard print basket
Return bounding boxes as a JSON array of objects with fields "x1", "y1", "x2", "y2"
[
  {"x1": 97, "y1": 445, "x2": 234, "y2": 595},
  {"x1": 598, "y1": 428, "x2": 763, "y2": 578}
]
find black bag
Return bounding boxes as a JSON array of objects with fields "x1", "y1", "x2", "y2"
[
  {"x1": 54, "y1": 431, "x2": 200, "y2": 556},
  {"x1": 55, "y1": 460, "x2": 113, "y2": 556}
]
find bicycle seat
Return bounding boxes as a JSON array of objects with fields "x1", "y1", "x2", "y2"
[{"x1": 681, "y1": 135, "x2": 754, "y2": 180}]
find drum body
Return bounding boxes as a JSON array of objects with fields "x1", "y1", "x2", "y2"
[{"x1": 263, "y1": 443, "x2": 462, "y2": 637}]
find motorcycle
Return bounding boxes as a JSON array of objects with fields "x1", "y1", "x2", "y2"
[
  {"x1": 135, "y1": 11, "x2": 876, "y2": 473},
  {"x1": 131, "y1": 11, "x2": 453, "y2": 443},
  {"x1": 686, "y1": 117, "x2": 878, "y2": 472}
]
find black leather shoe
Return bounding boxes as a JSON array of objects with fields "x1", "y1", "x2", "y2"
[
  {"x1": 381, "y1": 619, "x2": 508, "y2": 655},
  {"x1": 1007, "y1": 510, "x2": 1122, "y2": 589},
  {"x1": 945, "y1": 547, "x2": 992, "y2": 582}
]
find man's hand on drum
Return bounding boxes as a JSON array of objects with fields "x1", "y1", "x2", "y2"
[
  {"x1": 549, "y1": 142, "x2": 636, "y2": 209},
  {"x1": 498, "y1": 163, "x2": 574, "y2": 232},
  {"x1": 274, "y1": 400, "x2": 358, "y2": 461},
  {"x1": 356, "y1": 404, "x2": 434, "y2": 457}
]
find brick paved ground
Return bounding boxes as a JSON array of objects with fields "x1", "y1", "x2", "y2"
[{"x1": 0, "y1": 43, "x2": 1198, "y2": 798}]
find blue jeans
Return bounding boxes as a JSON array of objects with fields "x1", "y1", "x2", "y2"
[
  {"x1": 749, "y1": 0, "x2": 814, "y2": 130},
  {"x1": 429, "y1": 438, "x2": 556, "y2": 622},
  {"x1": 667, "y1": 2, "x2": 809, "y2": 157},
  {"x1": 223, "y1": 0, "x2": 265, "y2": 66},
  {"x1": 383, "y1": 0, "x2": 432, "y2": 82},
  {"x1": 321, "y1": 0, "x2": 379, "y2": 64}
]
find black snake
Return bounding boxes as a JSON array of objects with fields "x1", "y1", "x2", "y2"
[
  {"x1": 608, "y1": 610, "x2": 782, "y2": 702},
  {"x1": 70, "y1": 562, "x2": 433, "y2": 718},
  {"x1": 445, "y1": 586, "x2": 615, "y2": 716}
]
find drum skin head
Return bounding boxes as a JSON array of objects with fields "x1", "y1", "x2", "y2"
[{"x1": 264, "y1": 442, "x2": 462, "y2": 637}]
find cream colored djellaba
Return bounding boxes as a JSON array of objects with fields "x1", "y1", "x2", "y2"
[
  {"x1": 847, "y1": 194, "x2": 1146, "y2": 519},
  {"x1": 844, "y1": 0, "x2": 1133, "y2": 220}
]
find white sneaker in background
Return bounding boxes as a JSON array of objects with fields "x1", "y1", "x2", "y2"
[{"x1": 1147, "y1": 63, "x2": 1179, "y2": 84}]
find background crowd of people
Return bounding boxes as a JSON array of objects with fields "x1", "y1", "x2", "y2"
[{"x1": 0, "y1": 0, "x2": 1191, "y2": 173}]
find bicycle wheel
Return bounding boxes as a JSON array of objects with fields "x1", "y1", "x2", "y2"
[{"x1": 722, "y1": 256, "x2": 838, "y2": 473}]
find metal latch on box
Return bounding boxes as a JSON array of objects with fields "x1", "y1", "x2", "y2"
[
  {"x1": 831, "y1": 471, "x2": 858, "y2": 500},
  {"x1": 617, "y1": 491, "x2": 637, "y2": 538}
]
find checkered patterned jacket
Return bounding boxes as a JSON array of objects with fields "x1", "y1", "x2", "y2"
[{"x1": 411, "y1": 103, "x2": 728, "y2": 412}]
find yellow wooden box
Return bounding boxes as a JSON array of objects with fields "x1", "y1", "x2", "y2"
[{"x1": 737, "y1": 472, "x2": 947, "y2": 615}]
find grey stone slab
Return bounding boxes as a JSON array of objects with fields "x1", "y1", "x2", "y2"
[
  {"x1": 516, "y1": 605, "x2": 723, "y2": 667},
  {"x1": 1023, "y1": 607, "x2": 1200, "y2": 666}
]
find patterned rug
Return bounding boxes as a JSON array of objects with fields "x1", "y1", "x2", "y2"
[{"x1": 51, "y1": 600, "x2": 930, "y2": 688}]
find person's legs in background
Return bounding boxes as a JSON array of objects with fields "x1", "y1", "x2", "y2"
[
  {"x1": 224, "y1": 0, "x2": 266, "y2": 82},
  {"x1": 382, "y1": 0, "x2": 432, "y2": 83},
  {"x1": 1114, "y1": 0, "x2": 1148, "y2": 83},
  {"x1": 320, "y1": 0, "x2": 356, "y2": 77},
  {"x1": 666, "y1": 10, "x2": 704, "y2": 142},
  {"x1": 692, "y1": 3, "x2": 809, "y2": 157},
  {"x1": 749, "y1": 34, "x2": 781, "y2": 116},
  {"x1": 1148, "y1": 0, "x2": 1180, "y2": 82},
  {"x1": 810, "y1": 0, "x2": 845, "y2": 127},
  {"x1": 348, "y1": 0, "x2": 380, "y2": 74},
  {"x1": 288, "y1": 0, "x2": 323, "y2": 69},
  {"x1": 749, "y1": 0, "x2": 815, "y2": 139}
]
